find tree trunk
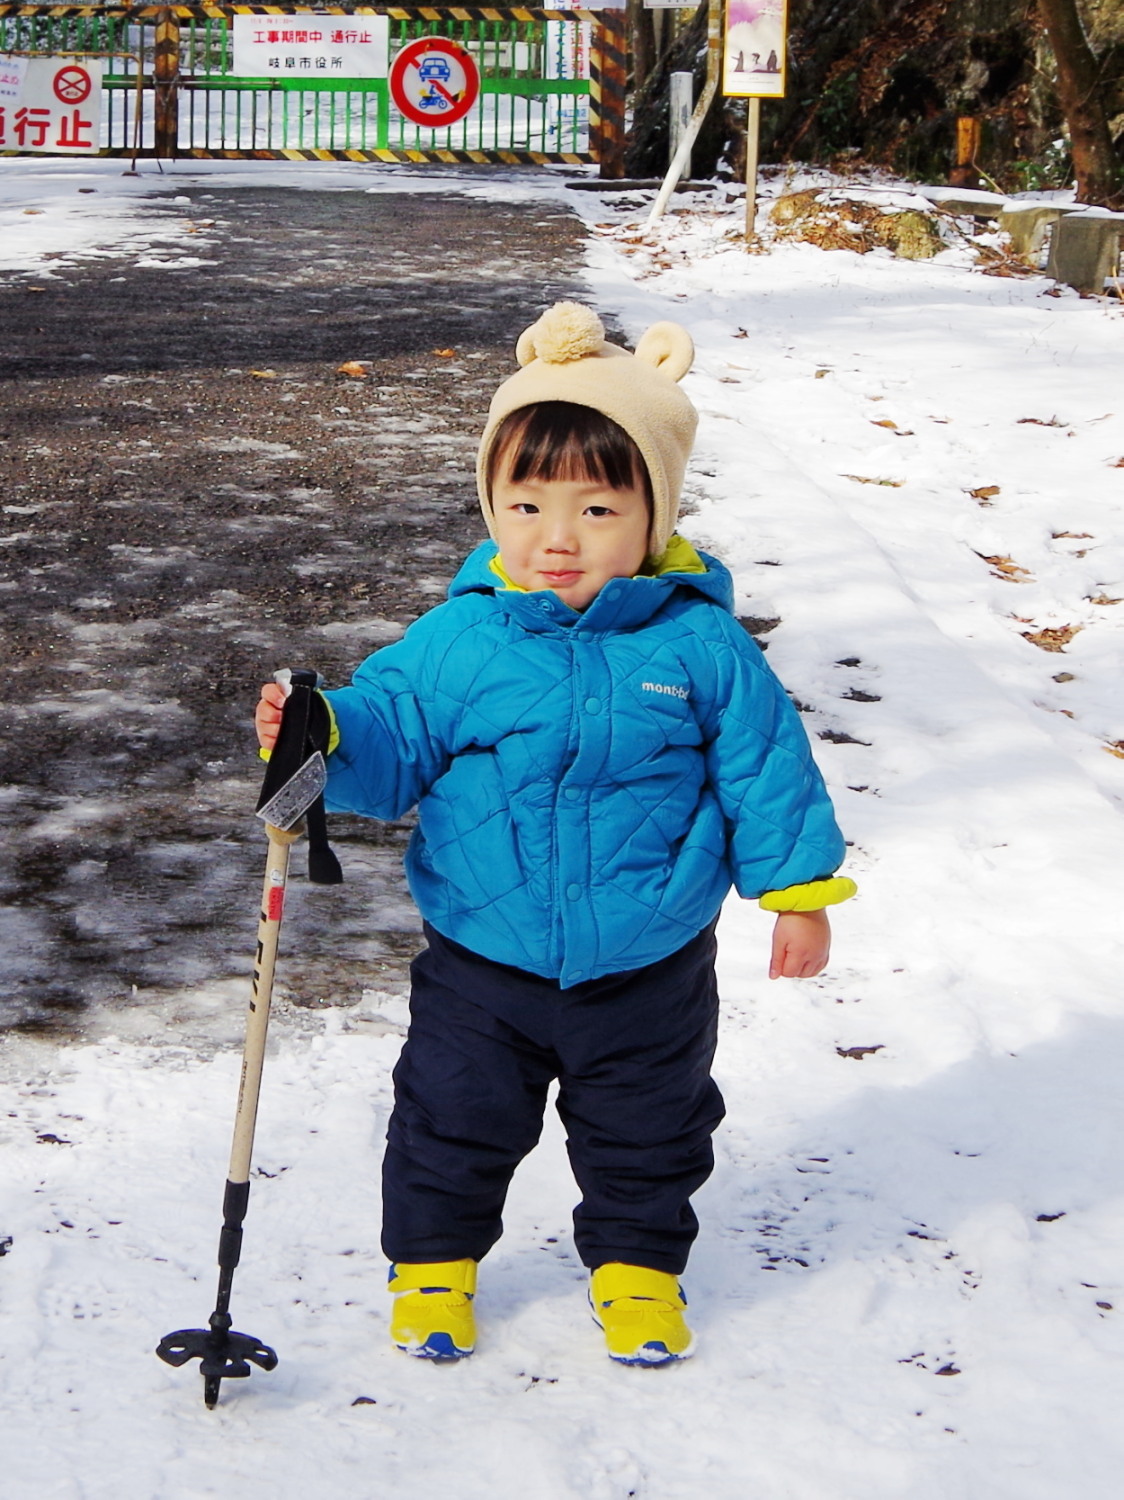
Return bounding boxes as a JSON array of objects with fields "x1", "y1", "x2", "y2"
[
  {"x1": 629, "y1": 0, "x2": 658, "y2": 90},
  {"x1": 1037, "y1": 0, "x2": 1122, "y2": 204}
]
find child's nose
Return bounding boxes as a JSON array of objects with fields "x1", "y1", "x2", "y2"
[{"x1": 543, "y1": 520, "x2": 578, "y2": 552}]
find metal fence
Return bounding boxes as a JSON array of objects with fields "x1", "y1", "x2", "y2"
[{"x1": 0, "y1": 4, "x2": 626, "y2": 170}]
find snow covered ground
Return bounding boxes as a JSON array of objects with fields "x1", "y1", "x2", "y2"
[{"x1": 2, "y1": 157, "x2": 1123, "y2": 1499}]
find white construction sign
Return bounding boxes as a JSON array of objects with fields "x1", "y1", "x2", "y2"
[
  {"x1": 0, "y1": 55, "x2": 104, "y2": 153},
  {"x1": 231, "y1": 15, "x2": 389, "y2": 79}
]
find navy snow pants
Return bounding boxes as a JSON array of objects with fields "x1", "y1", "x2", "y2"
[{"x1": 382, "y1": 921, "x2": 725, "y2": 1276}]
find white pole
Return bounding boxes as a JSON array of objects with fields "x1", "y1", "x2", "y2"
[
  {"x1": 646, "y1": 0, "x2": 722, "y2": 228},
  {"x1": 669, "y1": 71, "x2": 693, "y2": 180}
]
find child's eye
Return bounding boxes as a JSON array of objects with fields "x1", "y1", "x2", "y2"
[
  {"x1": 585, "y1": 505, "x2": 616, "y2": 518},
  {"x1": 512, "y1": 502, "x2": 539, "y2": 515}
]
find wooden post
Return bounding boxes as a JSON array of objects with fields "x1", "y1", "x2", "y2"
[
  {"x1": 153, "y1": 8, "x2": 180, "y2": 161},
  {"x1": 592, "y1": 8, "x2": 627, "y2": 179},
  {"x1": 950, "y1": 115, "x2": 981, "y2": 189},
  {"x1": 744, "y1": 97, "x2": 761, "y2": 242}
]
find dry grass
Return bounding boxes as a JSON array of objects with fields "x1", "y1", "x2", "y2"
[{"x1": 770, "y1": 192, "x2": 943, "y2": 260}]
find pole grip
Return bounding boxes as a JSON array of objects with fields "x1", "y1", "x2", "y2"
[{"x1": 217, "y1": 1179, "x2": 251, "y2": 1271}]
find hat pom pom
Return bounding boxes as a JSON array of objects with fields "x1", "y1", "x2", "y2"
[{"x1": 520, "y1": 302, "x2": 605, "y2": 366}]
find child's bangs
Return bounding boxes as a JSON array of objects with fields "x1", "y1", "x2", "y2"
[{"x1": 490, "y1": 402, "x2": 651, "y2": 498}]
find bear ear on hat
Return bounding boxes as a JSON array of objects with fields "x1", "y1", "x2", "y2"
[{"x1": 634, "y1": 321, "x2": 694, "y2": 383}]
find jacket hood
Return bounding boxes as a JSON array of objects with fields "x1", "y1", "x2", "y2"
[{"x1": 448, "y1": 536, "x2": 735, "y2": 631}]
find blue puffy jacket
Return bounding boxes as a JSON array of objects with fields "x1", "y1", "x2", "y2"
[{"x1": 323, "y1": 539, "x2": 846, "y2": 986}]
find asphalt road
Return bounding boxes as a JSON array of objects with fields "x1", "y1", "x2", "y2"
[{"x1": 0, "y1": 175, "x2": 587, "y2": 1039}]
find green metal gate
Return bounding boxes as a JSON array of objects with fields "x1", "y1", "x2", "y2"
[{"x1": 0, "y1": 4, "x2": 627, "y2": 170}]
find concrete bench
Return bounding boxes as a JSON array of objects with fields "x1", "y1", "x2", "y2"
[
  {"x1": 1045, "y1": 211, "x2": 1124, "y2": 294},
  {"x1": 997, "y1": 202, "x2": 1080, "y2": 260}
]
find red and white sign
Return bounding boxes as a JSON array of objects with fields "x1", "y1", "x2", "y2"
[
  {"x1": 231, "y1": 15, "x2": 389, "y2": 78},
  {"x1": 389, "y1": 38, "x2": 479, "y2": 128},
  {"x1": 0, "y1": 55, "x2": 104, "y2": 153}
]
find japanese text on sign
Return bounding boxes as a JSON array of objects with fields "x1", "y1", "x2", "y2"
[
  {"x1": 231, "y1": 15, "x2": 389, "y2": 78},
  {"x1": 0, "y1": 55, "x2": 103, "y2": 153}
]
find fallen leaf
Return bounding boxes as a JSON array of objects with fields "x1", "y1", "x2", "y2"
[
  {"x1": 1104, "y1": 741, "x2": 1124, "y2": 760},
  {"x1": 976, "y1": 552, "x2": 1032, "y2": 582},
  {"x1": 871, "y1": 418, "x2": 898, "y2": 429},
  {"x1": 22, "y1": 208, "x2": 43, "y2": 216},
  {"x1": 1017, "y1": 415, "x2": 1064, "y2": 427},
  {"x1": 814, "y1": 368, "x2": 830, "y2": 378},
  {"x1": 336, "y1": 360, "x2": 370, "y2": 379},
  {"x1": 26, "y1": 286, "x2": 47, "y2": 294},
  {"x1": 968, "y1": 485, "x2": 1000, "y2": 502},
  {"x1": 1088, "y1": 593, "x2": 1122, "y2": 605},
  {"x1": 1113, "y1": 457, "x2": 1124, "y2": 468},
  {"x1": 1021, "y1": 624, "x2": 1082, "y2": 652},
  {"x1": 733, "y1": 328, "x2": 749, "y2": 339},
  {"x1": 836, "y1": 1045, "x2": 884, "y2": 1060},
  {"x1": 843, "y1": 474, "x2": 904, "y2": 487},
  {"x1": 249, "y1": 368, "x2": 278, "y2": 380},
  {"x1": 1052, "y1": 530, "x2": 1092, "y2": 539},
  {"x1": 432, "y1": 348, "x2": 456, "y2": 358}
]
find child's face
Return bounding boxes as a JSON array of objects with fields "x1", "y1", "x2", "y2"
[{"x1": 491, "y1": 464, "x2": 651, "y2": 611}]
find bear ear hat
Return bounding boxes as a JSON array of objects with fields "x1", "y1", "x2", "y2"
[
  {"x1": 479, "y1": 300, "x2": 698, "y2": 558},
  {"x1": 513, "y1": 301, "x2": 693, "y2": 384}
]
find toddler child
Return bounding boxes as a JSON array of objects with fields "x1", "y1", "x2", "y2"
[{"x1": 256, "y1": 302, "x2": 854, "y2": 1365}]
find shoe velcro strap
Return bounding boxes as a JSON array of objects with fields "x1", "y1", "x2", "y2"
[
  {"x1": 592, "y1": 1264, "x2": 682, "y2": 1307},
  {"x1": 389, "y1": 1259, "x2": 477, "y2": 1295}
]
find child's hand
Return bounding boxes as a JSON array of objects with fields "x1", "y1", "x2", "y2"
[
  {"x1": 769, "y1": 909, "x2": 831, "y2": 980},
  {"x1": 255, "y1": 681, "x2": 288, "y2": 751}
]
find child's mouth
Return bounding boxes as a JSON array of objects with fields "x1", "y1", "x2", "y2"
[{"x1": 542, "y1": 571, "x2": 583, "y2": 586}]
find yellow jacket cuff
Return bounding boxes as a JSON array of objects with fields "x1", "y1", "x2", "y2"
[
  {"x1": 759, "y1": 876, "x2": 857, "y2": 912},
  {"x1": 257, "y1": 692, "x2": 339, "y2": 761}
]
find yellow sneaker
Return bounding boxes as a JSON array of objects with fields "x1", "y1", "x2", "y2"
[
  {"x1": 388, "y1": 1259, "x2": 477, "y2": 1360},
  {"x1": 590, "y1": 1263, "x2": 695, "y2": 1365}
]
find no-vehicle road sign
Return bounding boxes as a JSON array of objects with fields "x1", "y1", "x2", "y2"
[{"x1": 389, "y1": 37, "x2": 480, "y2": 128}]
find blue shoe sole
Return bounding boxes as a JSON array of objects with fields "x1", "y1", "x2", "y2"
[
  {"x1": 607, "y1": 1342, "x2": 689, "y2": 1367},
  {"x1": 396, "y1": 1331, "x2": 474, "y2": 1361}
]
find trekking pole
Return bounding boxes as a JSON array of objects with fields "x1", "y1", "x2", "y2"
[{"x1": 157, "y1": 670, "x2": 340, "y2": 1407}]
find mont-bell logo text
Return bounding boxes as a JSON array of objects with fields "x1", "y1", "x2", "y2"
[{"x1": 642, "y1": 681, "x2": 689, "y2": 701}]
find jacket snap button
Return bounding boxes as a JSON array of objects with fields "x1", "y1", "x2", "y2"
[
  {"x1": 564, "y1": 786, "x2": 580, "y2": 800},
  {"x1": 566, "y1": 883, "x2": 582, "y2": 901},
  {"x1": 584, "y1": 697, "x2": 601, "y2": 713}
]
